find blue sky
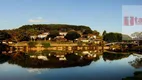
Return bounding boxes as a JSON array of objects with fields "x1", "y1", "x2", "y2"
[{"x1": 0, "y1": 0, "x2": 142, "y2": 33}]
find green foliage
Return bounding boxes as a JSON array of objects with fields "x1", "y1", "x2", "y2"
[
  {"x1": 2, "y1": 24, "x2": 92, "y2": 42},
  {"x1": 122, "y1": 71, "x2": 142, "y2": 80},
  {"x1": 83, "y1": 29, "x2": 93, "y2": 34},
  {"x1": 47, "y1": 30, "x2": 59, "y2": 39},
  {"x1": 41, "y1": 42, "x2": 50, "y2": 48},
  {"x1": 18, "y1": 32, "x2": 30, "y2": 41},
  {"x1": 93, "y1": 30, "x2": 100, "y2": 36},
  {"x1": 102, "y1": 30, "x2": 107, "y2": 36},
  {"x1": 19, "y1": 24, "x2": 91, "y2": 32},
  {"x1": 26, "y1": 29, "x2": 41, "y2": 36},
  {"x1": 103, "y1": 32, "x2": 122, "y2": 42},
  {"x1": 0, "y1": 31, "x2": 11, "y2": 40},
  {"x1": 28, "y1": 41, "x2": 38, "y2": 47},
  {"x1": 65, "y1": 31, "x2": 81, "y2": 42}
]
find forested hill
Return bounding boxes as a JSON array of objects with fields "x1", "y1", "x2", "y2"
[{"x1": 19, "y1": 24, "x2": 92, "y2": 32}]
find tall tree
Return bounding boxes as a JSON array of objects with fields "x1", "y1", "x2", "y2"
[
  {"x1": 65, "y1": 31, "x2": 81, "y2": 42},
  {"x1": 0, "y1": 31, "x2": 11, "y2": 41},
  {"x1": 102, "y1": 30, "x2": 106, "y2": 35},
  {"x1": 47, "y1": 30, "x2": 59, "y2": 39},
  {"x1": 103, "y1": 32, "x2": 122, "y2": 42},
  {"x1": 83, "y1": 29, "x2": 93, "y2": 34},
  {"x1": 0, "y1": 31, "x2": 11, "y2": 52}
]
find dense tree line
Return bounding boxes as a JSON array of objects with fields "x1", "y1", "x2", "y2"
[
  {"x1": 103, "y1": 32, "x2": 122, "y2": 42},
  {"x1": 1, "y1": 24, "x2": 136, "y2": 43},
  {"x1": 1, "y1": 24, "x2": 93, "y2": 42},
  {"x1": 103, "y1": 31, "x2": 132, "y2": 42},
  {"x1": 19, "y1": 24, "x2": 92, "y2": 32}
]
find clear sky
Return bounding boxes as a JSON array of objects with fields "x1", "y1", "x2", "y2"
[{"x1": 0, "y1": 0, "x2": 142, "y2": 33}]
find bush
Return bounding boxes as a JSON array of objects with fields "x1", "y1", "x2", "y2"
[
  {"x1": 41, "y1": 42, "x2": 50, "y2": 48},
  {"x1": 28, "y1": 41, "x2": 37, "y2": 47}
]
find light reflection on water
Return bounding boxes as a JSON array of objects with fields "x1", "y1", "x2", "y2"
[{"x1": 0, "y1": 51, "x2": 142, "y2": 80}]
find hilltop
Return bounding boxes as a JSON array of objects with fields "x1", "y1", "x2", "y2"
[{"x1": 19, "y1": 24, "x2": 92, "y2": 32}]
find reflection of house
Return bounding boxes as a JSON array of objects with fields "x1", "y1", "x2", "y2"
[
  {"x1": 30, "y1": 55, "x2": 48, "y2": 61},
  {"x1": 2, "y1": 40, "x2": 14, "y2": 44},
  {"x1": 37, "y1": 56, "x2": 48, "y2": 60}
]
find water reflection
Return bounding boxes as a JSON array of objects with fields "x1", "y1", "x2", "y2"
[
  {"x1": 0, "y1": 54, "x2": 11, "y2": 64},
  {"x1": 103, "y1": 52, "x2": 130, "y2": 61},
  {"x1": 0, "y1": 51, "x2": 142, "y2": 80},
  {"x1": 129, "y1": 54, "x2": 142, "y2": 69},
  {"x1": 122, "y1": 71, "x2": 142, "y2": 80},
  {"x1": 8, "y1": 51, "x2": 98, "y2": 68},
  {"x1": 0, "y1": 50, "x2": 136, "y2": 69}
]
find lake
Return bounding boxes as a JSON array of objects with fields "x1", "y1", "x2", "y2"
[{"x1": 0, "y1": 51, "x2": 142, "y2": 80}]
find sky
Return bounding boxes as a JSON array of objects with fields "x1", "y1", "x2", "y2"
[
  {"x1": 0, "y1": 0, "x2": 142, "y2": 34},
  {"x1": 122, "y1": 5, "x2": 142, "y2": 35}
]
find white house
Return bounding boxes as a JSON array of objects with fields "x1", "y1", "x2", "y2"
[
  {"x1": 30, "y1": 36, "x2": 37, "y2": 40},
  {"x1": 43, "y1": 32, "x2": 49, "y2": 35},
  {"x1": 38, "y1": 34, "x2": 48, "y2": 39},
  {"x1": 59, "y1": 32, "x2": 67, "y2": 36}
]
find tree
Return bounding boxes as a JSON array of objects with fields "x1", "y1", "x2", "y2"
[
  {"x1": 103, "y1": 32, "x2": 122, "y2": 42},
  {"x1": 83, "y1": 29, "x2": 93, "y2": 34},
  {"x1": 93, "y1": 30, "x2": 100, "y2": 37},
  {"x1": 47, "y1": 30, "x2": 59, "y2": 39},
  {"x1": 0, "y1": 31, "x2": 11, "y2": 52},
  {"x1": 18, "y1": 32, "x2": 30, "y2": 41},
  {"x1": 102, "y1": 30, "x2": 107, "y2": 36},
  {"x1": 0, "y1": 31, "x2": 11, "y2": 41},
  {"x1": 6, "y1": 29, "x2": 21, "y2": 42},
  {"x1": 102, "y1": 30, "x2": 107, "y2": 40},
  {"x1": 26, "y1": 29, "x2": 40, "y2": 36},
  {"x1": 65, "y1": 31, "x2": 81, "y2": 42}
]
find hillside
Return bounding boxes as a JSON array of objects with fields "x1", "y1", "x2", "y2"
[{"x1": 19, "y1": 24, "x2": 92, "y2": 32}]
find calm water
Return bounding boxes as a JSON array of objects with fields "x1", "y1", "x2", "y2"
[{"x1": 0, "y1": 51, "x2": 142, "y2": 80}]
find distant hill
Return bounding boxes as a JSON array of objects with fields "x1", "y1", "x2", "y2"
[
  {"x1": 19, "y1": 24, "x2": 92, "y2": 32},
  {"x1": 122, "y1": 34, "x2": 132, "y2": 40}
]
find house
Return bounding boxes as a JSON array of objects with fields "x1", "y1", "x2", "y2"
[
  {"x1": 55, "y1": 36, "x2": 67, "y2": 41},
  {"x1": 59, "y1": 32, "x2": 67, "y2": 36},
  {"x1": 37, "y1": 34, "x2": 47, "y2": 39},
  {"x1": 43, "y1": 32, "x2": 50, "y2": 35},
  {"x1": 88, "y1": 34, "x2": 96, "y2": 39},
  {"x1": 30, "y1": 36, "x2": 37, "y2": 40},
  {"x1": 56, "y1": 36, "x2": 65, "y2": 39}
]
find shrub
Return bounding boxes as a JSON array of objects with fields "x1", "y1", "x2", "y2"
[
  {"x1": 41, "y1": 42, "x2": 50, "y2": 48},
  {"x1": 28, "y1": 41, "x2": 37, "y2": 47}
]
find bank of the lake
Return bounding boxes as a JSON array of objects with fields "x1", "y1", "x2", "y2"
[
  {"x1": 0, "y1": 51, "x2": 142, "y2": 80},
  {"x1": 7, "y1": 41, "x2": 108, "y2": 51}
]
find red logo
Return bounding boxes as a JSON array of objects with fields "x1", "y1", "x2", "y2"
[{"x1": 124, "y1": 16, "x2": 142, "y2": 26}]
